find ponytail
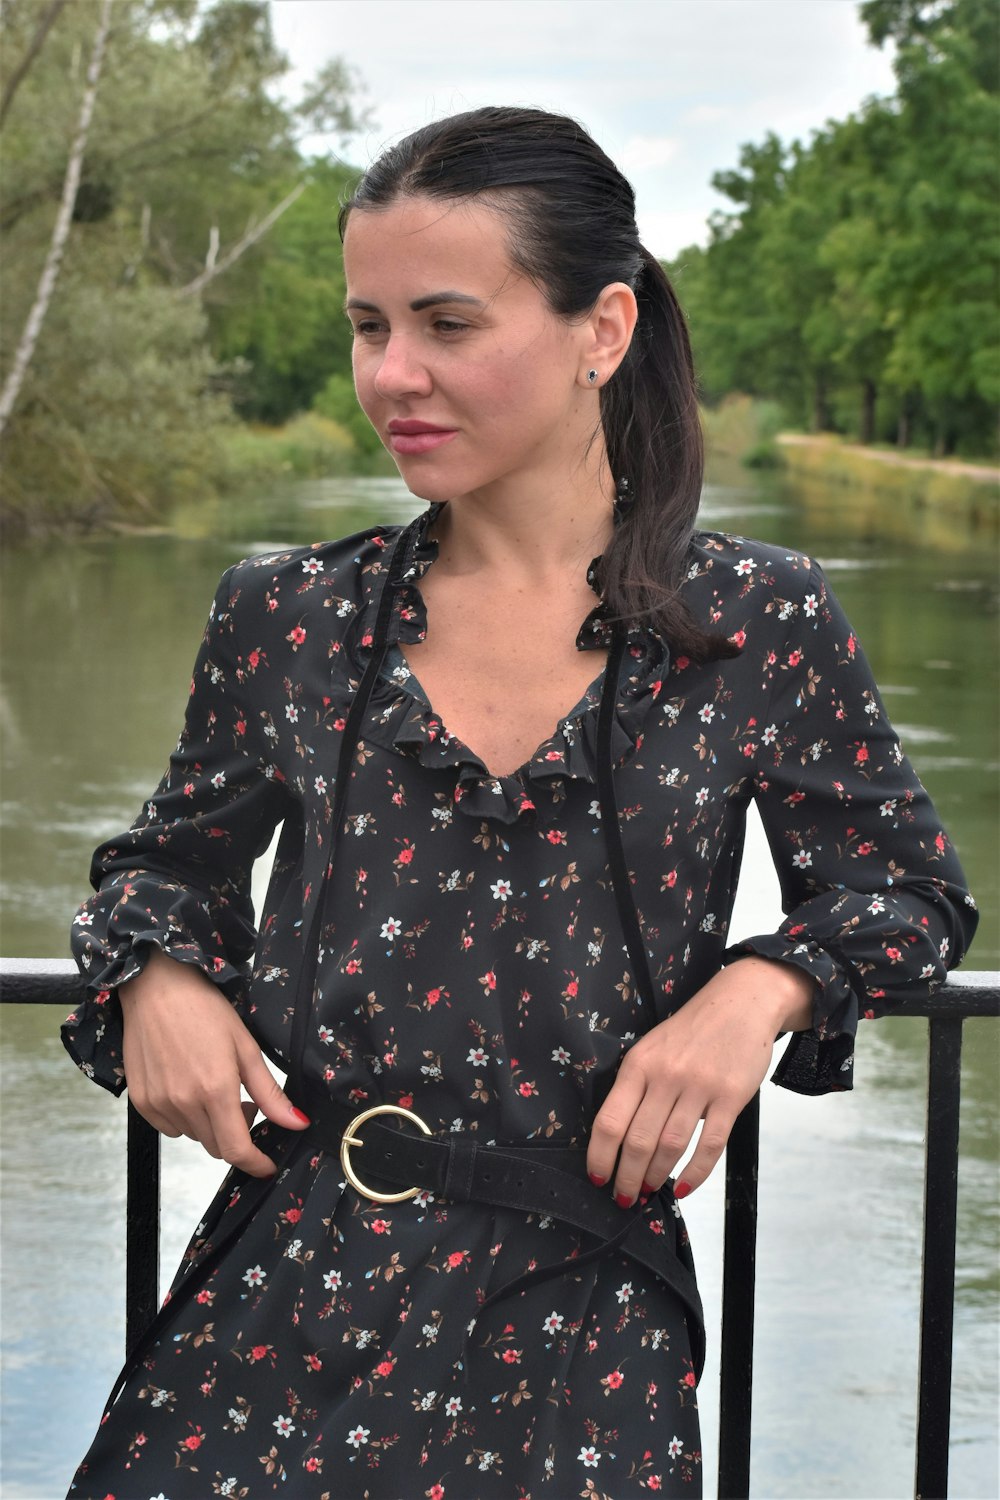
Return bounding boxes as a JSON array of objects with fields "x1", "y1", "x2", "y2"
[{"x1": 600, "y1": 249, "x2": 739, "y2": 661}]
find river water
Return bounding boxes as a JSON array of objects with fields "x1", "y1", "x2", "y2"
[{"x1": 1, "y1": 467, "x2": 997, "y2": 1498}]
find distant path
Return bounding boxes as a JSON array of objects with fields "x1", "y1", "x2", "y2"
[{"x1": 777, "y1": 432, "x2": 1000, "y2": 485}]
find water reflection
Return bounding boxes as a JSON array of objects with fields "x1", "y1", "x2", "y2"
[{"x1": 1, "y1": 466, "x2": 996, "y2": 1497}]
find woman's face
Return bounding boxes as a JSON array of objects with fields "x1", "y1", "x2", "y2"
[{"x1": 342, "y1": 195, "x2": 599, "y2": 505}]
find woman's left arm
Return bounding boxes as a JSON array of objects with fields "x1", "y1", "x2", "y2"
[{"x1": 587, "y1": 560, "x2": 979, "y2": 1204}]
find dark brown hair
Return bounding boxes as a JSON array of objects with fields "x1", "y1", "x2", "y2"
[{"x1": 340, "y1": 106, "x2": 737, "y2": 661}]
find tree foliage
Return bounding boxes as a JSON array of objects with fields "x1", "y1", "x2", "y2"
[
  {"x1": 0, "y1": 0, "x2": 370, "y2": 532},
  {"x1": 670, "y1": 0, "x2": 999, "y2": 456}
]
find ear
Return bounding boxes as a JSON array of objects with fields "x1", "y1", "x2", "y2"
[{"x1": 578, "y1": 282, "x2": 638, "y2": 387}]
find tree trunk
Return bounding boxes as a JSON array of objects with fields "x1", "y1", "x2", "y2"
[
  {"x1": 0, "y1": 0, "x2": 114, "y2": 442},
  {"x1": 896, "y1": 398, "x2": 911, "y2": 449},
  {"x1": 860, "y1": 379, "x2": 877, "y2": 445},
  {"x1": 812, "y1": 374, "x2": 830, "y2": 433},
  {"x1": 0, "y1": 0, "x2": 69, "y2": 129}
]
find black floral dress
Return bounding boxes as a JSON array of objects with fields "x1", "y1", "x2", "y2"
[{"x1": 63, "y1": 510, "x2": 977, "y2": 1500}]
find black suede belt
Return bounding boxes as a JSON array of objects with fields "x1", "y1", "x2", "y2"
[{"x1": 301, "y1": 1090, "x2": 706, "y2": 1383}]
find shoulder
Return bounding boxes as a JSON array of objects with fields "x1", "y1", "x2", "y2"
[
  {"x1": 686, "y1": 529, "x2": 822, "y2": 587},
  {"x1": 214, "y1": 525, "x2": 403, "y2": 636}
]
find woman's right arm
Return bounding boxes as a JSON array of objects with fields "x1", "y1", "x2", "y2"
[{"x1": 63, "y1": 563, "x2": 309, "y2": 1173}]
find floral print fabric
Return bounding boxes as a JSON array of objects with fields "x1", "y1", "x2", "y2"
[{"x1": 63, "y1": 512, "x2": 976, "y2": 1498}]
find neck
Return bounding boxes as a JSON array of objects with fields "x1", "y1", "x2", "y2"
[{"x1": 428, "y1": 447, "x2": 617, "y2": 582}]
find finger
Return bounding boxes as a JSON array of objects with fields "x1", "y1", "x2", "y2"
[
  {"x1": 241, "y1": 1099, "x2": 258, "y2": 1130},
  {"x1": 240, "y1": 1043, "x2": 311, "y2": 1131},
  {"x1": 586, "y1": 1063, "x2": 647, "y2": 1188},
  {"x1": 128, "y1": 1095, "x2": 183, "y2": 1139},
  {"x1": 671, "y1": 1104, "x2": 736, "y2": 1197},
  {"x1": 615, "y1": 1096, "x2": 702, "y2": 1206},
  {"x1": 205, "y1": 1091, "x2": 279, "y2": 1178}
]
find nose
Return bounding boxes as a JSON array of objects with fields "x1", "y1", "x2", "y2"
[{"x1": 372, "y1": 333, "x2": 432, "y2": 400}]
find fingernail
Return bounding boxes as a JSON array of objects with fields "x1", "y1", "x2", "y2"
[
  {"x1": 615, "y1": 1191, "x2": 634, "y2": 1209},
  {"x1": 640, "y1": 1181, "x2": 656, "y2": 1197},
  {"x1": 588, "y1": 1172, "x2": 607, "y2": 1187},
  {"x1": 290, "y1": 1107, "x2": 311, "y2": 1125},
  {"x1": 674, "y1": 1180, "x2": 692, "y2": 1200}
]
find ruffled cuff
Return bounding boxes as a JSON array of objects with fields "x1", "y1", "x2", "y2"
[
  {"x1": 723, "y1": 934, "x2": 858, "y2": 1095},
  {"x1": 63, "y1": 878, "x2": 254, "y2": 1096}
]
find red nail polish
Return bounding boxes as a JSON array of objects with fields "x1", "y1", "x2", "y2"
[
  {"x1": 615, "y1": 1191, "x2": 634, "y2": 1209},
  {"x1": 588, "y1": 1172, "x2": 607, "y2": 1187},
  {"x1": 290, "y1": 1107, "x2": 311, "y2": 1125},
  {"x1": 640, "y1": 1181, "x2": 656, "y2": 1197},
  {"x1": 674, "y1": 1180, "x2": 692, "y2": 1200}
]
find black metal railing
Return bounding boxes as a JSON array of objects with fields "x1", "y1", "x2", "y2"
[{"x1": 3, "y1": 958, "x2": 997, "y2": 1500}]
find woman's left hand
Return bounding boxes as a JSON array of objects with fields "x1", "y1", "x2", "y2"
[{"x1": 586, "y1": 956, "x2": 814, "y2": 1204}]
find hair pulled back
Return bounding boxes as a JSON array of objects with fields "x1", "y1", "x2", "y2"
[{"x1": 340, "y1": 106, "x2": 736, "y2": 662}]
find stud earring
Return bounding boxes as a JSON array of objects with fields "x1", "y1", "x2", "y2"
[{"x1": 587, "y1": 369, "x2": 598, "y2": 385}]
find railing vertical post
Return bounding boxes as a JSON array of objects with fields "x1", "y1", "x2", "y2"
[
  {"x1": 718, "y1": 1091, "x2": 760, "y2": 1500},
  {"x1": 125, "y1": 1102, "x2": 161, "y2": 1357},
  {"x1": 914, "y1": 1016, "x2": 964, "y2": 1500}
]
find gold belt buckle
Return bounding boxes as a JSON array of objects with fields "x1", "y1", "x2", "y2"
[{"x1": 340, "y1": 1104, "x2": 433, "y2": 1204}]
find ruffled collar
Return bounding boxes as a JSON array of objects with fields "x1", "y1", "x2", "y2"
[{"x1": 348, "y1": 501, "x2": 670, "y2": 824}]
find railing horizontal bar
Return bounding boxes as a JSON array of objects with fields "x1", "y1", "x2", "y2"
[{"x1": 3, "y1": 956, "x2": 997, "y2": 1013}]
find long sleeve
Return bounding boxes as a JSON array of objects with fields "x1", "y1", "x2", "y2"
[
  {"x1": 62, "y1": 565, "x2": 289, "y2": 1094},
  {"x1": 726, "y1": 560, "x2": 978, "y2": 1095}
]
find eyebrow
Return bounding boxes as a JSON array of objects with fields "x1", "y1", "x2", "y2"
[{"x1": 344, "y1": 291, "x2": 486, "y2": 313}]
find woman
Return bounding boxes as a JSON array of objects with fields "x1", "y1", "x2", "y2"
[{"x1": 63, "y1": 107, "x2": 977, "y2": 1498}]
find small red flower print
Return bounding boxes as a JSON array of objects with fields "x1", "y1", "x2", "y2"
[
  {"x1": 683, "y1": 1371, "x2": 697, "y2": 1387},
  {"x1": 235, "y1": 718, "x2": 246, "y2": 736},
  {"x1": 676, "y1": 655, "x2": 690, "y2": 670},
  {"x1": 501, "y1": 1349, "x2": 522, "y2": 1364},
  {"x1": 305, "y1": 1353, "x2": 322, "y2": 1371},
  {"x1": 371, "y1": 1219, "x2": 389, "y2": 1234},
  {"x1": 788, "y1": 649, "x2": 803, "y2": 667},
  {"x1": 248, "y1": 649, "x2": 260, "y2": 669},
  {"x1": 284, "y1": 1207, "x2": 302, "y2": 1224},
  {"x1": 249, "y1": 1344, "x2": 269, "y2": 1362},
  {"x1": 857, "y1": 842, "x2": 873, "y2": 856},
  {"x1": 517, "y1": 1081, "x2": 537, "y2": 1097},
  {"x1": 429, "y1": 1486, "x2": 446, "y2": 1500},
  {"x1": 546, "y1": 829, "x2": 567, "y2": 844},
  {"x1": 182, "y1": 1433, "x2": 203, "y2": 1450},
  {"x1": 730, "y1": 630, "x2": 746, "y2": 648},
  {"x1": 886, "y1": 947, "x2": 902, "y2": 961},
  {"x1": 398, "y1": 1093, "x2": 413, "y2": 1108},
  {"x1": 305, "y1": 1457, "x2": 322, "y2": 1473},
  {"x1": 287, "y1": 626, "x2": 306, "y2": 645},
  {"x1": 426, "y1": 988, "x2": 442, "y2": 1006},
  {"x1": 648, "y1": 1477, "x2": 663, "y2": 1490},
  {"x1": 855, "y1": 744, "x2": 869, "y2": 765},
  {"x1": 345, "y1": 959, "x2": 361, "y2": 975},
  {"x1": 376, "y1": 1359, "x2": 395, "y2": 1377},
  {"x1": 606, "y1": 1369, "x2": 624, "y2": 1388},
  {"x1": 446, "y1": 1250, "x2": 468, "y2": 1269},
  {"x1": 565, "y1": 980, "x2": 579, "y2": 997},
  {"x1": 479, "y1": 970, "x2": 496, "y2": 991},
  {"x1": 397, "y1": 847, "x2": 414, "y2": 865}
]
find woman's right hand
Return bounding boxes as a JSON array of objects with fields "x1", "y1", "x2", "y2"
[{"x1": 120, "y1": 949, "x2": 310, "y2": 1177}]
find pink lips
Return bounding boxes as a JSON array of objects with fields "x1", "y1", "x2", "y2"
[{"x1": 387, "y1": 420, "x2": 458, "y2": 456}]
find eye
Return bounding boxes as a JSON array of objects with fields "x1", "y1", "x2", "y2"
[
  {"x1": 351, "y1": 318, "x2": 386, "y2": 338},
  {"x1": 433, "y1": 319, "x2": 468, "y2": 335}
]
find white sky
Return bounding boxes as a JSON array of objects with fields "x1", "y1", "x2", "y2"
[{"x1": 269, "y1": 0, "x2": 898, "y2": 257}]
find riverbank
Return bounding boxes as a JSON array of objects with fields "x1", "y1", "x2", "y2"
[{"x1": 776, "y1": 432, "x2": 998, "y2": 539}]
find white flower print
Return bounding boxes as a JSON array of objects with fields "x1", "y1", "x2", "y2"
[
  {"x1": 698, "y1": 703, "x2": 715, "y2": 724},
  {"x1": 868, "y1": 895, "x2": 887, "y2": 914},
  {"x1": 419, "y1": 1391, "x2": 438, "y2": 1411},
  {"x1": 478, "y1": 1451, "x2": 498, "y2": 1471},
  {"x1": 578, "y1": 1445, "x2": 600, "y2": 1467},
  {"x1": 490, "y1": 878, "x2": 513, "y2": 900},
  {"x1": 551, "y1": 1046, "x2": 571, "y2": 1065},
  {"x1": 318, "y1": 1024, "x2": 334, "y2": 1044},
  {"x1": 445, "y1": 1395, "x2": 463, "y2": 1415},
  {"x1": 921, "y1": 963, "x2": 935, "y2": 978},
  {"x1": 880, "y1": 799, "x2": 897, "y2": 817},
  {"x1": 940, "y1": 937, "x2": 950, "y2": 958},
  {"x1": 762, "y1": 723, "x2": 778, "y2": 745},
  {"x1": 588, "y1": 798, "x2": 602, "y2": 818},
  {"x1": 211, "y1": 772, "x2": 226, "y2": 789},
  {"x1": 431, "y1": 805, "x2": 453, "y2": 824},
  {"x1": 616, "y1": 1281, "x2": 633, "y2": 1304},
  {"x1": 323, "y1": 1269, "x2": 342, "y2": 1291},
  {"x1": 301, "y1": 557, "x2": 324, "y2": 575},
  {"x1": 285, "y1": 1238, "x2": 303, "y2": 1258},
  {"x1": 314, "y1": 775, "x2": 327, "y2": 794},
  {"x1": 228, "y1": 1407, "x2": 248, "y2": 1428},
  {"x1": 466, "y1": 1047, "x2": 488, "y2": 1066},
  {"x1": 74, "y1": 911, "x2": 94, "y2": 927},
  {"x1": 792, "y1": 850, "x2": 813, "y2": 869},
  {"x1": 699, "y1": 913, "x2": 717, "y2": 932},
  {"x1": 285, "y1": 704, "x2": 299, "y2": 723},
  {"x1": 273, "y1": 1414, "x2": 295, "y2": 1438},
  {"x1": 543, "y1": 1311, "x2": 565, "y2": 1333},
  {"x1": 380, "y1": 917, "x2": 403, "y2": 940},
  {"x1": 422, "y1": 1322, "x2": 439, "y2": 1340},
  {"x1": 803, "y1": 592, "x2": 818, "y2": 616},
  {"x1": 695, "y1": 787, "x2": 709, "y2": 806},
  {"x1": 355, "y1": 1329, "x2": 373, "y2": 1349},
  {"x1": 242, "y1": 1265, "x2": 265, "y2": 1288},
  {"x1": 734, "y1": 557, "x2": 757, "y2": 576},
  {"x1": 668, "y1": 1436, "x2": 684, "y2": 1458},
  {"x1": 346, "y1": 1424, "x2": 370, "y2": 1447}
]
